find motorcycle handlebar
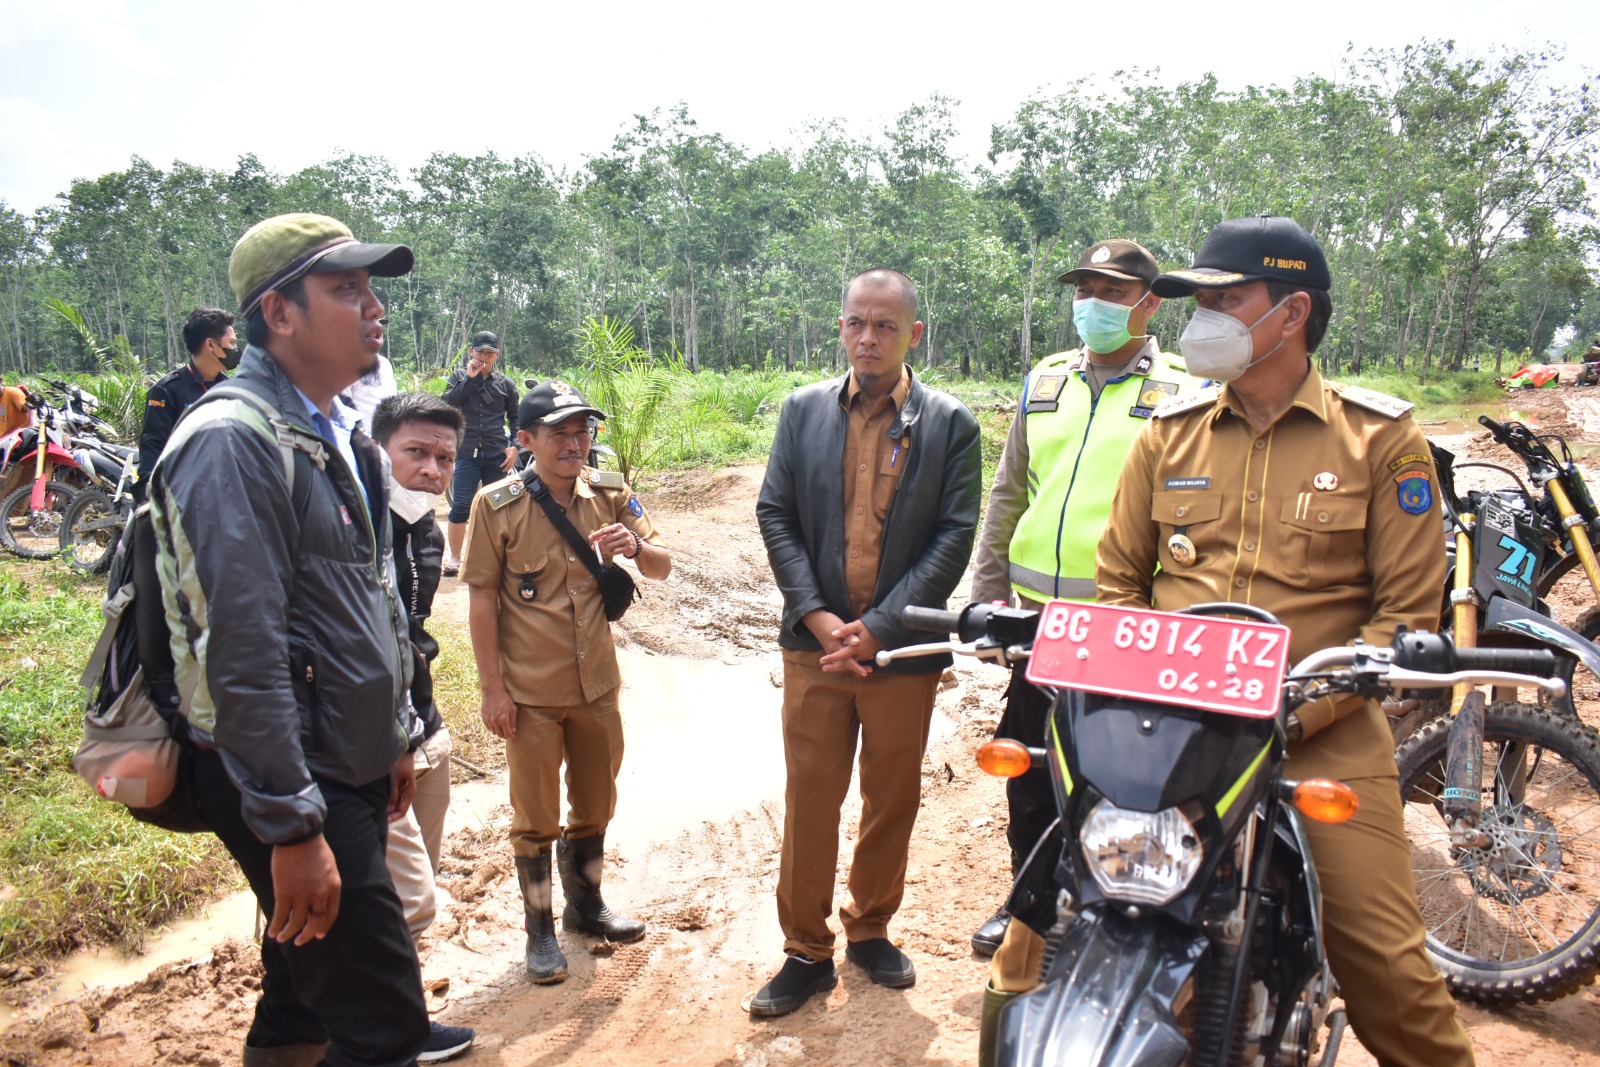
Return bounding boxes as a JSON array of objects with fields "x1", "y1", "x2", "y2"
[
  {"x1": 902, "y1": 606, "x2": 964, "y2": 634},
  {"x1": 1451, "y1": 647, "x2": 1561, "y2": 677},
  {"x1": 1478, "y1": 413, "x2": 1510, "y2": 441}
]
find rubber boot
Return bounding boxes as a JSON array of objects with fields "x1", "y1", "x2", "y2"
[
  {"x1": 514, "y1": 851, "x2": 568, "y2": 983},
  {"x1": 978, "y1": 982, "x2": 1019, "y2": 1067},
  {"x1": 557, "y1": 833, "x2": 646, "y2": 943},
  {"x1": 241, "y1": 1043, "x2": 330, "y2": 1067}
]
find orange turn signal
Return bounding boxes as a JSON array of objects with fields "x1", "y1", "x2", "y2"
[
  {"x1": 1292, "y1": 778, "x2": 1359, "y2": 823},
  {"x1": 977, "y1": 739, "x2": 1034, "y2": 779}
]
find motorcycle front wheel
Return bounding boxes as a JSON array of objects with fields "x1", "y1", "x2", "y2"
[
  {"x1": 0, "y1": 479, "x2": 76, "y2": 559},
  {"x1": 59, "y1": 487, "x2": 127, "y2": 574},
  {"x1": 1397, "y1": 703, "x2": 1600, "y2": 1003}
]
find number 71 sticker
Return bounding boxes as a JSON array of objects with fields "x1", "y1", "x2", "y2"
[{"x1": 1024, "y1": 601, "x2": 1292, "y2": 718}]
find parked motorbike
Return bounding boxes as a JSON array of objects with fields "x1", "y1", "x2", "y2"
[
  {"x1": 59, "y1": 441, "x2": 137, "y2": 573},
  {"x1": 879, "y1": 600, "x2": 1564, "y2": 1066}
]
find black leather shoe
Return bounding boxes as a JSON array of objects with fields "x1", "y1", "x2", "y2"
[
  {"x1": 748, "y1": 955, "x2": 838, "y2": 1017},
  {"x1": 971, "y1": 907, "x2": 1010, "y2": 958},
  {"x1": 845, "y1": 938, "x2": 916, "y2": 988}
]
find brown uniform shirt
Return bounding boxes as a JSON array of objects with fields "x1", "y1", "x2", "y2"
[
  {"x1": 842, "y1": 366, "x2": 912, "y2": 617},
  {"x1": 461, "y1": 467, "x2": 662, "y2": 707},
  {"x1": 0, "y1": 385, "x2": 29, "y2": 438},
  {"x1": 1097, "y1": 363, "x2": 1444, "y2": 781}
]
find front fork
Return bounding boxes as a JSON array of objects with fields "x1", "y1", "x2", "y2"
[
  {"x1": 1446, "y1": 516, "x2": 1490, "y2": 848},
  {"x1": 1545, "y1": 476, "x2": 1600, "y2": 600}
]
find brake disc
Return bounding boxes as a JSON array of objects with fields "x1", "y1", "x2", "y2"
[{"x1": 1457, "y1": 805, "x2": 1561, "y2": 905}]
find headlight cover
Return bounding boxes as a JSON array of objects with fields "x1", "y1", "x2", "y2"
[{"x1": 1079, "y1": 802, "x2": 1203, "y2": 905}]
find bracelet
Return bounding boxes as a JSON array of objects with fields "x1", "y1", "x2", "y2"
[{"x1": 627, "y1": 531, "x2": 644, "y2": 559}]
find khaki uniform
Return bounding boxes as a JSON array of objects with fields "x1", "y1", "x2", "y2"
[
  {"x1": 1091, "y1": 364, "x2": 1470, "y2": 1067},
  {"x1": 777, "y1": 368, "x2": 943, "y2": 961},
  {"x1": 460, "y1": 466, "x2": 662, "y2": 857}
]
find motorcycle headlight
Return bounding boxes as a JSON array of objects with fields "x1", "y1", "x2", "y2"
[{"x1": 1079, "y1": 802, "x2": 1203, "y2": 905}]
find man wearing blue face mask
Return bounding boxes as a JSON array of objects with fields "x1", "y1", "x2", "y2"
[{"x1": 968, "y1": 240, "x2": 1204, "y2": 960}]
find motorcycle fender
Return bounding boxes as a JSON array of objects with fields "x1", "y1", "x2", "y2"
[
  {"x1": 995, "y1": 911, "x2": 1205, "y2": 1067},
  {"x1": 44, "y1": 440, "x2": 79, "y2": 468},
  {"x1": 1483, "y1": 598, "x2": 1600, "y2": 680}
]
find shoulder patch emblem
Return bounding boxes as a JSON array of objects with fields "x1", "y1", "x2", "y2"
[
  {"x1": 587, "y1": 469, "x2": 627, "y2": 489},
  {"x1": 1396, "y1": 472, "x2": 1432, "y2": 515},
  {"x1": 1387, "y1": 452, "x2": 1429, "y2": 472},
  {"x1": 1030, "y1": 374, "x2": 1066, "y2": 404},
  {"x1": 1336, "y1": 384, "x2": 1414, "y2": 419},
  {"x1": 1154, "y1": 386, "x2": 1222, "y2": 419},
  {"x1": 147, "y1": 398, "x2": 166, "y2": 408},
  {"x1": 1137, "y1": 379, "x2": 1179, "y2": 409},
  {"x1": 627, "y1": 494, "x2": 644, "y2": 517}
]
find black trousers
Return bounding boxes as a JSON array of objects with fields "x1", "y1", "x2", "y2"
[
  {"x1": 996, "y1": 667, "x2": 1056, "y2": 865},
  {"x1": 192, "y1": 747, "x2": 428, "y2": 1067}
]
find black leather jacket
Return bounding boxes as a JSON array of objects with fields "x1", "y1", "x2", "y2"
[
  {"x1": 442, "y1": 366, "x2": 519, "y2": 456},
  {"x1": 756, "y1": 369, "x2": 981, "y2": 673}
]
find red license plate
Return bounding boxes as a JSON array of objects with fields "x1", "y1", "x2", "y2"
[{"x1": 1024, "y1": 602, "x2": 1291, "y2": 718}]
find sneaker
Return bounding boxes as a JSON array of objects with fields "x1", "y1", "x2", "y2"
[
  {"x1": 747, "y1": 955, "x2": 838, "y2": 1018},
  {"x1": 845, "y1": 938, "x2": 916, "y2": 988},
  {"x1": 418, "y1": 1020, "x2": 475, "y2": 1063}
]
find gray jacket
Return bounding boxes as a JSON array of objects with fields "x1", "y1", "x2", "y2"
[
  {"x1": 756, "y1": 369, "x2": 981, "y2": 673},
  {"x1": 151, "y1": 346, "x2": 409, "y2": 845}
]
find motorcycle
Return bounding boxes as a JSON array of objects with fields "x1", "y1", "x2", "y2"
[
  {"x1": 878, "y1": 600, "x2": 1564, "y2": 1066},
  {"x1": 0, "y1": 381, "x2": 130, "y2": 559},
  {"x1": 59, "y1": 441, "x2": 138, "y2": 573}
]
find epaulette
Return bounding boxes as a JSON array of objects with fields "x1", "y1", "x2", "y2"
[
  {"x1": 1334, "y1": 384, "x2": 1414, "y2": 419},
  {"x1": 483, "y1": 475, "x2": 525, "y2": 510},
  {"x1": 584, "y1": 468, "x2": 627, "y2": 490},
  {"x1": 1154, "y1": 385, "x2": 1222, "y2": 418}
]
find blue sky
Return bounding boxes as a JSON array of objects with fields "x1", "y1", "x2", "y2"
[{"x1": 1, "y1": 0, "x2": 1594, "y2": 213}]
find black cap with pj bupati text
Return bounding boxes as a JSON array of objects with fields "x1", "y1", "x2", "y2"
[{"x1": 1152, "y1": 216, "x2": 1331, "y2": 298}]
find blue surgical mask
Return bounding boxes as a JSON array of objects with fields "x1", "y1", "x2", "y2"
[{"x1": 1072, "y1": 295, "x2": 1145, "y2": 355}]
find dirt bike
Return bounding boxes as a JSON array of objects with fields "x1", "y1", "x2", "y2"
[
  {"x1": 59, "y1": 440, "x2": 137, "y2": 573},
  {"x1": 1385, "y1": 418, "x2": 1600, "y2": 1005},
  {"x1": 879, "y1": 601, "x2": 1564, "y2": 1066}
]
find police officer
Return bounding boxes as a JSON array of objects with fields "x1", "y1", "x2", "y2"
[
  {"x1": 460, "y1": 380, "x2": 671, "y2": 984},
  {"x1": 968, "y1": 239, "x2": 1202, "y2": 956},
  {"x1": 442, "y1": 330, "x2": 519, "y2": 575},
  {"x1": 134, "y1": 307, "x2": 237, "y2": 503},
  {"x1": 1090, "y1": 216, "x2": 1470, "y2": 1067}
]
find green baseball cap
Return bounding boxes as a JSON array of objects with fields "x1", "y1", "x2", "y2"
[{"x1": 230, "y1": 213, "x2": 414, "y2": 317}]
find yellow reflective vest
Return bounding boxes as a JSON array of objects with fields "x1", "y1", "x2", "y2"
[{"x1": 1009, "y1": 348, "x2": 1204, "y2": 602}]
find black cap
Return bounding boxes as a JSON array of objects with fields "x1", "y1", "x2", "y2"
[
  {"x1": 518, "y1": 380, "x2": 607, "y2": 430},
  {"x1": 1152, "y1": 216, "x2": 1331, "y2": 298},
  {"x1": 1057, "y1": 239, "x2": 1159, "y2": 287},
  {"x1": 470, "y1": 330, "x2": 501, "y2": 352}
]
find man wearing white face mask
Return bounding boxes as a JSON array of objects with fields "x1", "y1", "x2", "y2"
[
  {"x1": 969, "y1": 240, "x2": 1203, "y2": 964},
  {"x1": 1095, "y1": 217, "x2": 1468, "y2": 1067}
]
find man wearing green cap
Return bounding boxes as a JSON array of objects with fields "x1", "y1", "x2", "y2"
[{"x1": 149, "y1": 213, "x2": 443, "y2": 1066}]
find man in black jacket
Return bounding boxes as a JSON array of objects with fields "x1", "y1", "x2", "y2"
[
  {"x1": 750, "y1": 268, "x2": 981, "y2": 1017},
  {"x1": 151, "y1": 212, "x2": 427, "y2": 1067},
  {"x1": 441, "y1": 330, "x2": 518, "y2": 575},
  {"x1": 134, "y1": 307, "x2": 237, "y2": 503}
]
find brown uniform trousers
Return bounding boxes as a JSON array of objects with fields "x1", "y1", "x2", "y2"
[
  {"x1": 1081, "y1": 365, "x2": 1470, "y2": 1067},
  {"x1": 507, "y1": 689, "x2": 624, "y2": 856},
  {"x1": 778, "y1": 650, "x2": 940, "y2": 960}
]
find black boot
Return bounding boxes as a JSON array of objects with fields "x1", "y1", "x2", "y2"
[
  {"x1": 971, "y1": 906, "x2": 1011, "y2": 958},
  {"x1": 557, "y1": 833, "x2": 646, "y2": 943},
  {"x1": 514, "y1": 851, "x2": 568, "y2": 983}
]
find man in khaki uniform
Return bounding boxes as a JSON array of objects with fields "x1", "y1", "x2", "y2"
[
  {"x1": 462, "y1": 380, "x2": 672, "y2": 984},
  {"x1": 1090, "y1": 216, "x2": 1470, "y2": 1067}
]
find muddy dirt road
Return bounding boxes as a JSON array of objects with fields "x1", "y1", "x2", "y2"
[{"x1": 5, "y1": 387, "x2": 1600, "y2": 1066}]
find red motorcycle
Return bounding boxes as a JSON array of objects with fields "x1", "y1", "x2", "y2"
[{"x1": 0, "y1": 388, "x2": 95, "y2": 558}]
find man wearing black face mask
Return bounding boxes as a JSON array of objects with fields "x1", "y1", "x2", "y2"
[{"x1": 135, "y1": 306, "x2": 238, "y2": 502}]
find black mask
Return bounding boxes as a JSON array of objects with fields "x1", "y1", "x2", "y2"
[{"x1": 219, "y1": 345, "x2": 242, "y2": 371}]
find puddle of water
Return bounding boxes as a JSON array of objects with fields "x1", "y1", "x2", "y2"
[
  {"x1": 1416, "y1": 402, "x2": 1541, "y2": 437},
  {"x1": 0, "y1": 888, "x2": 260, "y2": 1033}
]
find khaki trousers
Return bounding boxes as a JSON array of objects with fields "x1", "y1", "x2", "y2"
[
  {"x1": 777, "y1": 649, "x2": 940, "y2": 961},
  {"x1": 506, "y1": 689, "x2": 623, "y2": 857},
  {"x1": 386, "y1": 729, "x2": 454, "y2": 938},
  {"x1": 991, "y1": 776, "x2": 1472, "y2": 1067}
]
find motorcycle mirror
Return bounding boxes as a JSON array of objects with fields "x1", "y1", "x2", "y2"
[
  {"x1": 976, "y1": 739, "x2": 1036, "y2": 779},
  {"x1": 1288, "y1": 778, "x2": 1359, "y2": 824}
]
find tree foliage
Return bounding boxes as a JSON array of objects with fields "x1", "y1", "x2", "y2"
[{"x1": 0, "y1": 41, "x2": 1594, "y2": 381}]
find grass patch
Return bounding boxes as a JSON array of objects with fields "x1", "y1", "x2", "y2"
[
  {"x1": 0, "y1": 564, "x2": 236, "y2": 964},
  {"x1": 430, "y1": 626, "x2": 503, "y2": 779},
  {"x1": 1330, "y1": 370, "x2": 1504, "y2": 409}
]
